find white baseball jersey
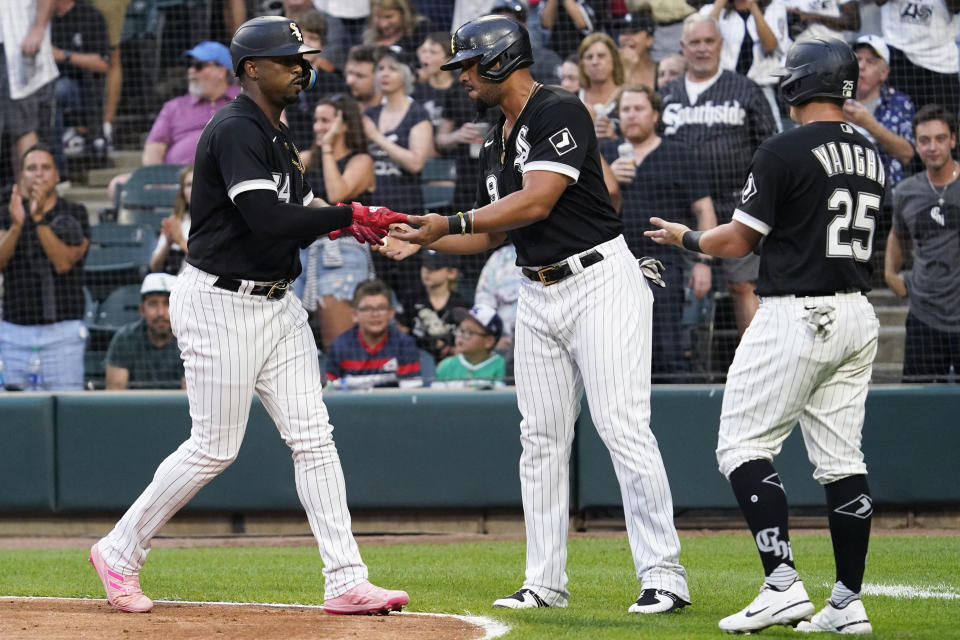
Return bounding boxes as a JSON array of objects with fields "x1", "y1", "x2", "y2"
[
  {"x1": 97, "y1": 92, "x2": 368, "y2": 601},
  {"x1": 478, "y1": 85, "x2": 689, "y2": 604}
]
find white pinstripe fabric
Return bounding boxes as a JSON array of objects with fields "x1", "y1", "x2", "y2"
[
  {"x1": 514, "y1": 235, "x2": 689, "y2": 606},
  {"x1": 99, "y1": 264, "x2": 367, "y2": 599},
  {"x1": 717, "y1": 293, "x2": 879, "y2": 484}
]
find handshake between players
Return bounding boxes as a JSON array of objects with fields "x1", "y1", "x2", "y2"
[{"x1": 331, "y1": 204, "x2": 456, "y2": 252}]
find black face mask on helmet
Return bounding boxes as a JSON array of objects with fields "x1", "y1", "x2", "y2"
[{"x1": 440, "y1": 15, "x2": 534, "y2": 83}]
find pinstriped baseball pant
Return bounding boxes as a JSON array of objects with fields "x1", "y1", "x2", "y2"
[
  {"x1": 514, "y1": 235, "x2": 689, "y2": 606},
  {"x1": 717, "y1": 292, "x2": 879, "y2": 484},
  {"x1": 98, "y1": 264, "x2": 367, "y2": 599}
]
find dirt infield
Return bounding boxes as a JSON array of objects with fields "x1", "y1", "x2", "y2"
[{"x1": 0, "y1": 598, "x2": 489, "y2": 640}]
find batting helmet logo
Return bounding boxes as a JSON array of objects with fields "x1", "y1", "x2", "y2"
[{"x1": 290, "y1": 22, "x2": 303, "y2": 42}]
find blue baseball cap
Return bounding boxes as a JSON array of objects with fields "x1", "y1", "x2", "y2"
[
  {"x1": 452, "y1": 304, "x2": 504, "y2": 341},
  {"x1": 184, "y1": 41, "x2": 233, "y2": 69}
]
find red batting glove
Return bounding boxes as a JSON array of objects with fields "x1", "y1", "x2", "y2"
[
  {"x1": 329, "y1": 222, "x2": 388, "y2": 245},
  {"x1": 348, "y1": 202, "x2": 409, "y2": 229}
]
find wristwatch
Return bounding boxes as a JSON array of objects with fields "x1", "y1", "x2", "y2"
[
  {"x1": 64, "y1": 50, "x2": 73, "y2": 63},
  {"x1": 696, "y1": 256, "x2": 713, "y2": 265}
]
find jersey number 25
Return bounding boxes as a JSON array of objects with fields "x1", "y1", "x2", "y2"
[{"x1": 826, "y1": 188, "x2": 879, "y2": 262}]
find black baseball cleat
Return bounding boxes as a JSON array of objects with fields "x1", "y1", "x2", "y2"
[
  {"x1": 492, "y1": 588, "x2": 550, "y2": 609},
  {"x1": 628, "y1": 588, "x2": 690, "y2": 613}
]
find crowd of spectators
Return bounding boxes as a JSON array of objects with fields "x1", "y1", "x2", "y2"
[{"x1": 2, "y1": 0, "x2": 960, "y2": 390}]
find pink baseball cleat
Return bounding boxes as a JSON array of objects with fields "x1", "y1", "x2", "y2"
[
  {"x1": 89, "y1": 543, "x2": 153, "y2": 613},
  {"x1": 322, "y1": 580, "x2": 410, "y2": 615}
]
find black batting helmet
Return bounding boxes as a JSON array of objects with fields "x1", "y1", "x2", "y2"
[
  {"x1": 777, "y1": 38, "x2": 858, "y2": 107},
  {"x1": 230, "y1": 16, "x2": 321, "y2": 84},
  {"x1": 440, "y1": 15, "x2": 533, "y2": 82},
  {"x1": 489, "y1": 0, "x2": 529, "y2": 23}
]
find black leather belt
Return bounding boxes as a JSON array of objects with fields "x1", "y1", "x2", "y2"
[
  {"x1": 772, "y1": 287, "x2": 864, "y2": 298},
  {"x1": 522, "y1": 250, "x2": 604, "y2": 286},
  {"x1": 213, "y1": 276, "x2": 290, "y2": 299}
]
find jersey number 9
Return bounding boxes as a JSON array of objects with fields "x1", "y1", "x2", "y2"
[{"x1": 826, "y1": 189, "x2": 880, "y2": 262}]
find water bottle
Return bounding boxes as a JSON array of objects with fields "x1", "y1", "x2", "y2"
[
  {"x1": 26, "y1": 347, "x2": 43, "y2": 391},
  {"x1": 0, "y1": 347, "x2": 6, "y2": 391},
  {"x1": 20, "y1": 53, "x2": 37, "y2": 86}
]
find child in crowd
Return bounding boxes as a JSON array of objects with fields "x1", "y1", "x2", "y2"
[
  {"x1": 325, "y1": 279, "x2": 422, "y2": 389},
  {"x1": 399, "y1": 249, "x2": 467, "y2": 362},
  {"x1": 434, "y1": 304, "x2": 507, "y2": 389}
]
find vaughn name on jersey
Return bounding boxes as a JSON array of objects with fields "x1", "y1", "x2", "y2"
[{"x1": 733, "y1": 122, "x2": 886, "y2": 297}]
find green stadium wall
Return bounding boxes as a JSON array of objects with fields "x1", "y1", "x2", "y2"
[{"x1": 0, "y1": 387, "x2": 956, "y2": 514}]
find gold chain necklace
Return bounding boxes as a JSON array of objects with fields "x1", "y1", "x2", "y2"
[
  {"x1": 286, "y1": 141, "x2": 305, "y2": 174},
  {"x1": 501, "y1": 82, "x2": 541, "y2": 165}
]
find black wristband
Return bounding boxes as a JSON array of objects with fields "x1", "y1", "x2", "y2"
[
  {"x1": 446, "y1": 214, "x2": 460, "y2": 236},
  {"x1": 681, "y1": 230, "x2": 703, "y2": 253}
]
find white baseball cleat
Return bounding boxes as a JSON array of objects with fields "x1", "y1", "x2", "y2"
[
  {"x1": 719, "y1": 580, "x2": 815, "y2": 634},
  {"x1": 628, "y1": 588, "x2": 690, "y2": 613},
  {"x1": 795, "y1": 599, "x2": 872, "y2": 634},
  {"x1": 492, "y1": 588, "x2": 551, "y2": 609}
]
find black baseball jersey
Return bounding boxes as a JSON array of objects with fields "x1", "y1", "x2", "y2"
[
  {"x1": 660, "y1": 71, "x2": 777, "y2": 221},
  {"x1": 733, "y1": 121, "x2": 886, "y2": 297},
  {"x1": 187, "y1": 93, "x2": 314, "y2": 282},
  {"x1": 476, "y1": 85, "x2": 621, "y2": 267}
]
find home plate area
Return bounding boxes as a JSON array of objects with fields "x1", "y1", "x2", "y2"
[{"x1": 0, "y1": 597, "x2": 510, "y2": 640}]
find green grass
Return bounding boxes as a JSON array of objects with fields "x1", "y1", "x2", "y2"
[{"x1": 1, "y1": 533, "x2": 958, "y2": 638}]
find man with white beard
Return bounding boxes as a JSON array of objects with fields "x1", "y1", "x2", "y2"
[{"x1": 107, "y1": 41, "x2": 239, "y2": 200}]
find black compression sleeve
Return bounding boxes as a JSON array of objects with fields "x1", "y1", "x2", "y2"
[{"x1": 234, "y1": 190, "x2": 352, "y2": 239}]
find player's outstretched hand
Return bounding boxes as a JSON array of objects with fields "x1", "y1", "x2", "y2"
[
  {"x1": 329, "y1": 222, "x2": 388, "y2": 245},
  {"x1": 644, "y1": 217, "x2": 690, "y2": 247},
  {"x1": 390, "y1": 213, "x2": 448, "y2": 245},
  {"x1": 348, "y1": 202, "x2": 409, "y2": 230},
  {"x1": 372, "y1": 224, "x2": 422, "y2": 260}
]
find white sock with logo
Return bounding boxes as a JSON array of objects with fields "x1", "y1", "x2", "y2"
[{"x1": 765, "y1": 562, "x2": 799, "y2": 591}]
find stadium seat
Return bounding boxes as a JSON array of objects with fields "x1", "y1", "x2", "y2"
[
  {"x1": 83, "y1": 349, "x2": 107, "y2": 390},
  {"x1": 421, "y1": 158, "x2": 457, "y2": 211},
  {"x1": 82, "y1": 286, "x2": 99, "y2": 325},
  {"x1": 118, "y1": 164, "x2": 185, "y2": 225},
  {"x1": 89, "y1": 284, "x2": 142, "y2": 333},
  {"x1": 418, "y1": 349, "x2": 437, "y2": 386},
  {"x1": 84, "y1": 223, "x2": 156, "y2": 301}
]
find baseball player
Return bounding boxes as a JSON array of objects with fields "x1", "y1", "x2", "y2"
[
  {"x1": 647, "y1": 38, "x2": 881, "y2": 634},
  {"x1": 88, "y1": 16, "x2": 409, "y2": 615},
  {"x1": 389, "y1": 15, "x2": 690, "y2": 614}
]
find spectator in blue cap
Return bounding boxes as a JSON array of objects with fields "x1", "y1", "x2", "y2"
[{"x1": 107, "y1": 40, "x2": 239, "y2": 202}]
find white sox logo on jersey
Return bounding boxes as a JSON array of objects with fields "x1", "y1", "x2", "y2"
[
  {"x1": 661, "y1": 100, "x2": 747, "y2": 135},
  {"x1": 549, "y1": 128, "x2": 578, "y2": 156},
  {"x1": 833, "y1": 494, "x2": 873, "y2": 519},
  {"x1": 756, "y1": 527, "x2": 793, "y2": 561},
  {"x1": 514, "y1": 126, "x2": 530, "y2": 172}
]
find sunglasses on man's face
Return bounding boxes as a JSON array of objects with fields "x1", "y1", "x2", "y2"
[{"x1": 189, "y1": 60, "x2": 215, "y2": 71}]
